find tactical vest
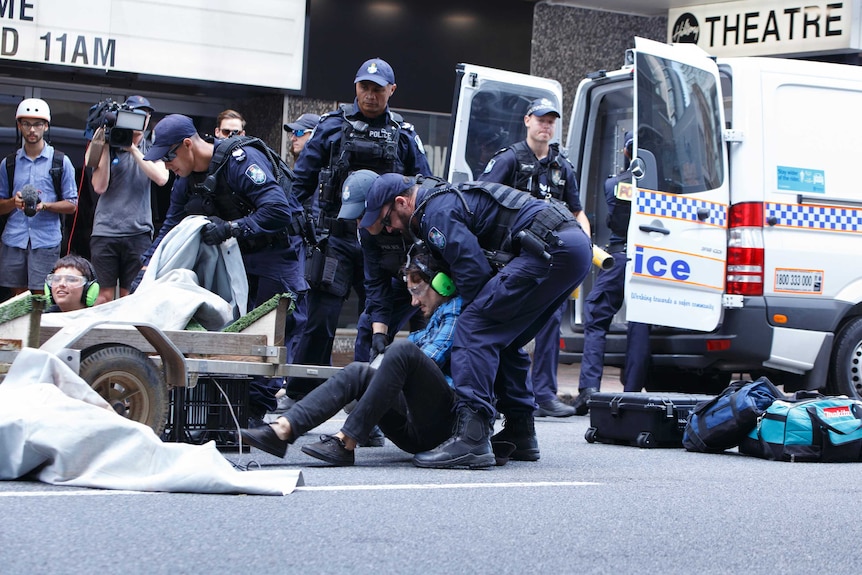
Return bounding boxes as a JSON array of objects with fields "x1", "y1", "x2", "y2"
[
  {"x1": 319, "y1": 105, "x2": 403, "y2": 211},
  {"x1": 607, "y1": 170, "x2": 633, "y2": 239},
  {"x1": 509, "y1": 141, "x2": 565, "y2": 200},
  {"x1": 375, "y1": 231, "x2": 409, "y2": 276}
]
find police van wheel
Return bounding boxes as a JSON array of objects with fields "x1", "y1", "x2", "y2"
[
  {"x1": 828, "y1": 316, "x2": 862, "y2": 400},
  {"x1": 79, "y1": 344, "x2": 169, "y2": 435}
]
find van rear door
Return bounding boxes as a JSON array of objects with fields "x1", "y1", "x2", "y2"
[
  {"x1": 446, "y1": 63, "x2": 562, "y2": 183},
  {"x1": 625, "y1": 38, "x2": 729, "y2": 332}
]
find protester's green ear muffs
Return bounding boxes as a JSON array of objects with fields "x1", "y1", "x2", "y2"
[
  {"x1": 430, "y1": 271, "x2": 456, "y2": 297},
  {"x1": 45, "y1": 260, "x2": 100, "y2": 307}
]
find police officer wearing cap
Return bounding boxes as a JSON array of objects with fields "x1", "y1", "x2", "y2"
[
  {"x1": 89, "y1": 95, "x2": 169, "y2": 305},
  {"x1": 285, "y1": 57, "x2": 432, "y2": 400},
  {"x1": 479, "y1": 97, "x2": 590, "y2": 419},
  {"x1": 361, "y1": 173, "x2": 593, "y2": 469},
  {"x1": 140, "y1": 114, "x2": 308, "y2": 423},
  {"x1": 576, "y1": 131, "x2": 651, "y2": 411},
  {"x1": 283, "y1": 113, "x2": 320, "y2": 167}
]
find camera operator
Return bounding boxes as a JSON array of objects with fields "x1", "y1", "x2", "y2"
[
  {"x1": 87, "y1": 95, "x2": 169, "y2": 304},
  {"x1": 0, "y1": 98, "x2": 77, "y2": 297}
]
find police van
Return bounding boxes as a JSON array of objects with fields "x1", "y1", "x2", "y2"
[{"x1": 446, "y1": 39, "x2": 862, "y2": 398}]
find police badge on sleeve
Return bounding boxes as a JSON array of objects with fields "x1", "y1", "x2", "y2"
[{"x1": 245, "y1": 164, "x2": 267, "y2": 184}]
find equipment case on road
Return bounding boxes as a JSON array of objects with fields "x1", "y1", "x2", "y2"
[{"x1": 585, "y1": 392, "x2": 714, "y2": 448}]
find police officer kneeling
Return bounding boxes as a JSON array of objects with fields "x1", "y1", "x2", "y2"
[{"x1": 361, "y1": 173, "x2": 593, "y2": 469}]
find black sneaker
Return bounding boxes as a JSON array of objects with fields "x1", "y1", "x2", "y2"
[
  {"x1": 572, "y1": 387, "x2": 598, "y2": 416},
  {"x1": 536, "y1": 398, "x2": 576, "y2": 418},
  {"x1": 301, "y1": 434, "x2": 355, "y2": 466},
  {"x1": 241, "y1": 425, "x2": 289, "y2": 458}
]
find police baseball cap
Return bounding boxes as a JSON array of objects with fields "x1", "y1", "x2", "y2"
[
  {"x1": 283, "y1": 113, "x2": 320, "y2": 132},
  {"x1": 526, "y1": 97, "x2": 560, "y2": 118},
  {"x1": 354, "y1": 58, "x2": 395, "y2": 86},
  {"x1": 360, "y1": 173, "x2": 416, "y2": 228},
  {"x1": 337, "y1": 169, "x2": 379, "y2": 220},
  {"x1": 125, "y1": 95, "x2": 154, "y2": 113},
  {"x1": 143, "y1": 114, "x2": 198, "y2": 161}
]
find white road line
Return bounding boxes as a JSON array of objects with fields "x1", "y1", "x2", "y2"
[
  {"x1": 296, "y1": 481, "x2": 601, "y2": 492},
  {"x1": 0, "y1": 489, "x2": 156, "y2": 497}
]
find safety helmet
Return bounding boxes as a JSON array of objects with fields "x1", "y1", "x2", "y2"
[
  {"x1": 16, "y1": 98, "x2": 51, "y2": 123},
  {"x1": 338, "y1": 169, "x2": 379, "y2": 220}
]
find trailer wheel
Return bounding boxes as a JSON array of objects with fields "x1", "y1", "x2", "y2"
[
  {"x1": 79, "y1": 344, "x2": 169, "y2": 435},
  {"x1": 828, "y1": 316, "x2": 862, "y2": 399}
]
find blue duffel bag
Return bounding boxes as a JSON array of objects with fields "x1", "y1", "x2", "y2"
[
  {"x1": 682, "y1": 377, "x2": 785, "y2": 453},
  {"x1": 739, "y1": 396, "x2": 862, "y2": 462}
]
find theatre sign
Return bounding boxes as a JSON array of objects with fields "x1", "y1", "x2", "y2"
[{"x1": 668, "y1": 0, "x2": 860, "y2": 57}]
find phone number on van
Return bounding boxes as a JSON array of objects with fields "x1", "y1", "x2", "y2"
[{"x1": 774, "y1": 269, "x2": 823, "y2": 294}]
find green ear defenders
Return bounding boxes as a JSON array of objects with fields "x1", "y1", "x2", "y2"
[
  {"x1": 412, "y1": 257, "x2": 456, "y2": 297},
  {"x1": 45, "y1": 260, "x2": 100, "y2": 307}
]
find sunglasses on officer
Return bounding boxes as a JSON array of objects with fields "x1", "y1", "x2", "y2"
[
  {"x1": 161, "y1": 141, "x2": 183, "y2": 163},
  {"x1": 218, "y1": 128, "x2": 241, "y2": 137},
  {"x1": 292, "y1": 129, "x2": 310, "y2": 138}
]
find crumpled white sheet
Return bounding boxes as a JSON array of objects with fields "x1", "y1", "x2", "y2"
[
  {"x1": 0, "y1": 348, "x2": 303, "y2": 495},
  {"x1": 40, "y1": 268, "x2": 235, "y2": 332}
]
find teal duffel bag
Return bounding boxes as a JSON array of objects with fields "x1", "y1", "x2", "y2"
[{"x1": 739, "y1": 396, "x2": 862, "y2": 462}]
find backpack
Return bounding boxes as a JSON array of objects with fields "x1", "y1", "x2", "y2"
[
  {"x1": 682, "y1": 376, "x2": 785, "y2": 453},
  {"x1": 1, "y1": 150, "x2": 66, "y2": 237},
  {"x1": 739, "y1": 395, "x2": 862, "y2": 462}
]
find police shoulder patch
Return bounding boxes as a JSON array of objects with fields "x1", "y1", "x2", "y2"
[
  {"x1": 428, "y1": 227, "x2": 446, "y2": 250},
  {"x1": 231, "y1": 147, "x2": 247, "y2": 162},
  {"x1": 414, "y1": 134, "x2": 426, "y2": 155},
  {"x1": 483, "y1": 158, "x2": 496, "y2": 174},
  {"x1": 245, "y1": 163, "x2": 267, "y2": 185}
]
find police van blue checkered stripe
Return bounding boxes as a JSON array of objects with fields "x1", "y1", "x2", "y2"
[
  {"x1": 639, "y1": 190, "x2": 726, "y2": 227},
  {"x1": 766, "y1": 202, "x2": 862, "y2": 231}
]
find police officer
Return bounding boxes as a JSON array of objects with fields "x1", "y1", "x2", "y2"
[
  {"x1": 141, "y1": 114, "x2": 308, "y2": 423},
  {"x1": 575, "y1": 131, "x2": 651, "y2": 413},
  {"x1": 479, "y1": 97, "x2": 590, "y2": 418},
  {"x1": 285, "y1": 57, "x2": 432, "y2": 400},
  {"x1": 361, "y1": 173, "x2": 592, "y2": 469}
]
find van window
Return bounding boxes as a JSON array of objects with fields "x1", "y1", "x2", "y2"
[{"x1": 636, "y1": 52, "x2": 724, "y2": 194}]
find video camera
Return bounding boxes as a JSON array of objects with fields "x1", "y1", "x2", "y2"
[{"x1": 85, "y1": 98, "x2": 148, "y2": 147}]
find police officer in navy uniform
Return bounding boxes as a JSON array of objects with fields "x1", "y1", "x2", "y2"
[
  {"x1": 141, "y1": 114, "x2": 308, "y2": 424},
  {"x1": 479, "y1": 97, "x2": 590, "y2": 418},
  {"x1": 575, "y1": 131, "x2": 651, "y2": 413},
  {"x1": 286, "y1": 57, "x2": 432, "y2": 400},
  {"x1": 361, "y1": 173, "x2": 593, "y2": 469}
]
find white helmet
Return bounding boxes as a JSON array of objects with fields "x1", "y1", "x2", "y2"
[{"x1": 16, "y1": 98, "x2": 51, "y2": 123}]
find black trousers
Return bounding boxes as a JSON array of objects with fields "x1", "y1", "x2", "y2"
[{"x1": 284, "y1": 339, "x2": 456, "y2": 454}]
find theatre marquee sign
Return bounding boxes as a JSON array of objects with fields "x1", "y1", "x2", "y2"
[
  {"x1": 0, "y1": 0, "x2": 307, "y2": 90},
  {"x1": 668, "y1": 0, "x2": 860, "y2": 57}
]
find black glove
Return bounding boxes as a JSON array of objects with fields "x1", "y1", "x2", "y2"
[
  {"x1": 370, "y1": 332, "x2": 388, "y2": 361},
  {"x1": 201, "y1": 216, "x2": 233, "y2": 245}
]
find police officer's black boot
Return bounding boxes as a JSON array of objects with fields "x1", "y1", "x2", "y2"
[
  {"x1": 412, "y1": 406, "x2": 495, "y2": 469},
  {"x1": 491, "y1": 410, "x2": 540, "y2": 461}
]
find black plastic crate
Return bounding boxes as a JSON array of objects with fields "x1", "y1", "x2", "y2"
[{"x1": 162, "y1": 376, "x2": 250, "y2": 451}]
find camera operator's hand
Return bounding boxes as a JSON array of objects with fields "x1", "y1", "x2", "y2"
[
  {"x1": 201, "y1": 216, "x2": 233, "y2": 245},
  {"x1": 370, "y1": 332, "x2": 389, "y2": 361}
]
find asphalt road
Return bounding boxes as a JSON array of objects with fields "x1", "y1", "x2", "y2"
[{"x1": 4, "y1": 387, "x2": 862, "y2": 574}]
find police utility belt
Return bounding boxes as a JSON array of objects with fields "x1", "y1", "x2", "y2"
[
  {"x1": 485, "y1": 201, "x2": 577, "y2": 270},
  {"x1": 236, "y1": 218, "x2": 305, "y2": 253},
  {"x1": 317, "y1": 214, "x2": 357, "y2": 238}
]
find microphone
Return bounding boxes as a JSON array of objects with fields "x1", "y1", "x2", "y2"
[{"x1": 20, "y1": 184, "x2": 40, "y2": 217}]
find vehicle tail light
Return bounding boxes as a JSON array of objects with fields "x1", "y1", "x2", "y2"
[{"x1": 726, "y1": 202, "x2": 764, "y2": 296}]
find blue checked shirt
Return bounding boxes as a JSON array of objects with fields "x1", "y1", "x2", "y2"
[{"x1": 407, "y1": 295, "x2": 462, "y2": 387}]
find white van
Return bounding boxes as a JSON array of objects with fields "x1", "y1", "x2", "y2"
[{"x1": 446, "y1": 38, "x2": 862, "y2": 397}]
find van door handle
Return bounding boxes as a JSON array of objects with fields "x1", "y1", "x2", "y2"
[
  {"x1": 697, "y1": 207, "x2": 710, "y2": 220},
  {"x1": 639, "y1": 225, "x2": 670, "y2": 235}
]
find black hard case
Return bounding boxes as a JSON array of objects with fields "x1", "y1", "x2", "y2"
[{"x1": 585, "y1": 392, "x2": 714, "y2": 448}]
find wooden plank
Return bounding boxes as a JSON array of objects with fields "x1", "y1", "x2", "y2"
[{"x1": 38, "y1": 326, "x2": 268, "y2": 357}]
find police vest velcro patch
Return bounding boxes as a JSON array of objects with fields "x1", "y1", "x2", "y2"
[{"x1": 245, "y1": 163, "x2": 266, "y2": 184}]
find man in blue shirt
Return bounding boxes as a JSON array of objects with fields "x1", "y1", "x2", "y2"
[
  {"x1": 241, "y1": 252, "x2": 461, "y2": 466},
  {"x1": 0, "y1": 98, "x2": 77, "y2": 296}
]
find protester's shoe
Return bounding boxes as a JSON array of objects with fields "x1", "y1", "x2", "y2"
[
  {"x1": 536, "y1": 397, "x2": 576, "y2": 418},
  {"x1": 572, "y1": 387, "x2": 598, "y2": 416},
  {"x1": 361, "y1": 425, "x2": 386, "y2": 447},
  {"x1": 412, "y1": 407, "x2": 495, "y2": 469},
  {"x1": 241, "y1": 425, "x2": 288, "y2": 458},
  {"x1": 247, "y1": 416, "x2": 268, "y2": 429},
  {"x1": 491, "y1": 411, "x2": 540, "y2": 461},
  {"x1": 301, "y1": 434, "x2": 355, "y2": 466}
]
